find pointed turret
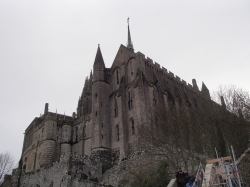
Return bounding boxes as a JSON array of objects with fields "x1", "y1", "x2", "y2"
[
  {"x1": 201, "y1": 82, "x2": 211, "y2": 99},
  {"x1": 192, "y1": 79, "x2": 199, "y2": 92},
  {"x1": 127, "y1": 18, "x2": 134, "y2": 52},
  {"x1": 82, "y1": 77, "x2": 89, "y2": 96},
  {"x1": 93, "y1": 45, "x2": 105, "y2": 82},
  {"x1": 44, "y1": 103, "x2": 49, "y2": 115},
  {"x1": 93, "y1": 45, "x2": 105, "y2": 71},
  {"x1": 88, "y1": 70, "x2": 93, "y2": 94},
  {"x1": 220, "y1": 96, "x2": 226, "y2": 110}
]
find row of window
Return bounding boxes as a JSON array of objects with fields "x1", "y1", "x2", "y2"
[
  {"x1": 115, "y1": 60, "x2": 134, "y2": 85},
  {"x1": 115, "y1": 118, "x2": 135, "y2": 141}
]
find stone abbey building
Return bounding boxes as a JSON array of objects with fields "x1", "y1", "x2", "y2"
[
  {"x1": 20, "y1": 28, "x2": 211, "y2": 174},
  {"x1": 2, "y1": 22, "x2": 247, "y2": 187}
]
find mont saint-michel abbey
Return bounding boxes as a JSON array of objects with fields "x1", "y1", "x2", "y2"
[
  {"x1": 21, "y1": 27, "x2": 211, "y2": 173},
  {"x1": 3, "y1": 21, "x2": 249, "y2": 187}
]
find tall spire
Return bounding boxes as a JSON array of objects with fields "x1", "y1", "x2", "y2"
[{"x1": 127, "y1": 17, "x2": 134, "y2": 52}]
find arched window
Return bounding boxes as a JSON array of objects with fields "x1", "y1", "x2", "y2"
[
  {"x1": 128, "y1": 89, "x2": 133, "y2": 109},
  {"x1": 131, "y1": 118, "x2": 135, "y2": 135},
  {"x1": 116, "y1": 124, "x2": 119, "y2": 141},
  {"x1": 114, "y1": 98, "x2": 118, "y2": 117},
  {"x1": 130, "y1": 60, "x2": 133, "y2": 76},
  {"x1": 116, "y1": 69, "x2": 119, "y2": 85}
]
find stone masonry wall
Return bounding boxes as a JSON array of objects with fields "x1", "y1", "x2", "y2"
[{"x1": 15, "y1": 154, "x2": 113, "y2": 187}]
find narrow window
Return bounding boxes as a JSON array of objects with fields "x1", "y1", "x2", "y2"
[
  {"x1": 102, "y1": 134, "x2": 104, "y2": 139},
  {"x1": 101, "y1": 102, "x2": 102, "y2": 107},
  {"x1": 131, "y1": 118, "x2": 135, "y2": 135},
  {"x1": 114, "y1": 98, "x2": 118, "y2": 117},
  {"x1": 128, "y1": 90, "x2": 133, "y2": 109},
  {"x1": 130, "y1": 60, "x2": 133, "y2": 75},
  {"x1": 96, "y1": 111, "x2": 98, "y2": 116},
  {"x1": 76, "y1": 126, "x2": 78, "y2": 141},
  {"x1": 102, "y1": 123, "x2": 103, "y2": 128},
  {"x1": 116, "y1": 125, "x2": 119, "y2": 141},
  {"x1": 116, "y1": 69, "x2": 119, "y2": 85},
  {"x1": 153, "y1": 90, "x2": 157, "y2": 105}
]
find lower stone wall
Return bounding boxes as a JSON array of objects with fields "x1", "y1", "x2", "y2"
[
  {"x1": 102, "y1": 150, "x2": 157, "y2": 187},
  {"x1": 19, "y1": 155, "x2": 71, "y2": 187},
  {"x1": 11, "y1": 154, "x2": 112, "y2": 187}
]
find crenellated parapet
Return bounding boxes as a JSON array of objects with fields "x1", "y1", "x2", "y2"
[{"x1": 138, "y1": 51, "x2": 211, "y2": 101}]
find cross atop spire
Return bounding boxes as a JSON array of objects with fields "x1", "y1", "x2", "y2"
[{"x1": 127, "y1": 17, "x2": 134, "y2": 52}]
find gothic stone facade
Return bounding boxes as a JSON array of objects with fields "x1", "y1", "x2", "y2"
[
  {"x1": 20, "y1": 44, "x2": 214, "y2": 173},
  {"x1": 11, "y1": 43, "x2": 229, "y2": 187}
]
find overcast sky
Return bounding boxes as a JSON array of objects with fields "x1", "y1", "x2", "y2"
[{"x1": 0, "y1": 0, "x2": 249, "y2": 163}]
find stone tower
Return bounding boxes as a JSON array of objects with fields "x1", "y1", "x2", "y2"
[{"x1": 91, "y1": 45, "x2": 111, "y2": 173}]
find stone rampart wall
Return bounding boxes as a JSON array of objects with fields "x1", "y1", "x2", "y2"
[{"x1": 13, "y1": 154, "x2": 112, "y2": 187}]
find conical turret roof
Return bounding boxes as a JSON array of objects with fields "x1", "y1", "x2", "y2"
[
  {"x1": 93, "y1": 45, "x2": 105, "y2": 71},
  {"x1": 201, "y1": 82, "x2": 209, "y2": 91}
]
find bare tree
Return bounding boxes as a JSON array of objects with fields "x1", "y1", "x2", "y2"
[
  {"x1": 212, "y1": 84, "x2": 250, "y2": 156},
  {"x1": 212, "y1": 84, "x2": 250, "y2": 121},
  {"x1": 0, "y1": 152, "x2": 14, "y2": 183}
]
